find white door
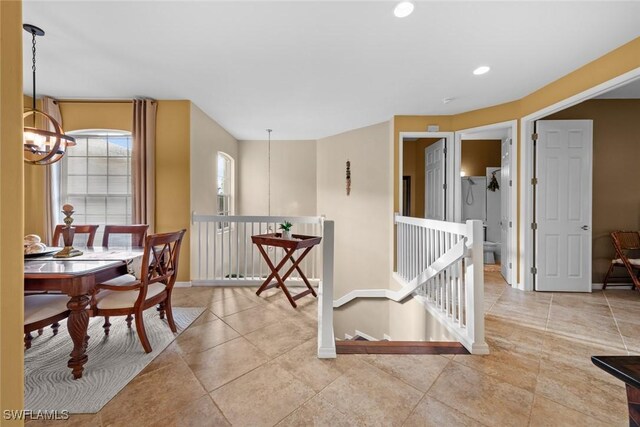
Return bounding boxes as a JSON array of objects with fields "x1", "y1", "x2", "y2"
[
  {"x1": 500, "y1": 134, "x2": 511, "y2": 283},
  {"x1": 535, "y1": 120, "x2": 592, "y2": 292},
  {"x1": 425, "y1": 139, "x2": 446, "y2": 220}
]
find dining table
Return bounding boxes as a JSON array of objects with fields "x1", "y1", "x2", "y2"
[{"x1": 24, "y1": 247, "x2": 144, "y2": 379}]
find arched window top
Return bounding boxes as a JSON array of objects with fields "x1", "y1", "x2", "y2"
[
  {"x1": 217, "y1": 152, "x2": 233, "y2": 196},
  {"x1": 217, "y1": 152, "x2": 234, "y2": 219}
]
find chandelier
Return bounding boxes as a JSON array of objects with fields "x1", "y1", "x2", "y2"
[{"x1": 23, "y1": 24, "x2": 75, "y2": 165}]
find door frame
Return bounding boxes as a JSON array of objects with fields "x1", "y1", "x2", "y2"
[
  {"x1": 520, "y1": 67, "x2": 640, "y2": 291},
  {"x1": 398, "y1": 132, "x2": 455, "y2": 221},
  {"x1": 454, "y1": 120, "x2": 518, "y2": 287}
]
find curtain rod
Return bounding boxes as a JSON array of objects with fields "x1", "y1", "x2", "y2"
[{"x1": 55, "y1": 99, "x2": 133, "y2": 104}]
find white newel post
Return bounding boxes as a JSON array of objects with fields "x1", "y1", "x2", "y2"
[
  {"x1": 318, "y1": 220, "x2": 336, "y2": 358},
  {"x1": 464, "y1": 220, "x2": 489, "y2": 355}
]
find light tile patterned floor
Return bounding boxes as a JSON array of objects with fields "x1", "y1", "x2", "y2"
[{"x1": 27, "y1": 271, "x2": 640, "y2": 426}]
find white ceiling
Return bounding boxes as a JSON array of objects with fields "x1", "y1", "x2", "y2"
[{"x1": 22, "y1": 1, "x2": 640, "y2": 140}]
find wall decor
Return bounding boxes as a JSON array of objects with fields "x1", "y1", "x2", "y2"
[{"x1": 346, "y1": 160, "x2": 351, "y2": 195}]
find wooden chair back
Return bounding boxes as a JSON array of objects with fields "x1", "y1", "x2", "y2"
[
  {"x1": 102, "y1": 224, "x2": 149, "y2": 247},
  {"x1": 137, "y1": 229, "x2": 186, "y2": 302},
  {"x1": 52, "y1": 224, "x2": 99, "y2": 247},
  {"x1": 611, "y1": 231, "x2": 640, "y2": 252}
]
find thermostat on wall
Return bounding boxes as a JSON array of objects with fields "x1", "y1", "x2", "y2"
[{"x1": 427, "y1": 125, "x2": 439, "y2": 132}]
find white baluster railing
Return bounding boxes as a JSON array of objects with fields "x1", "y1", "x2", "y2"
[
  {"x1": 191, "y1": 214, "x2": 324, "y2": 285},
  {"x1": 397, "y1": 216, "x2": 488, "y2": 355},
  {"x1": 333, "y1": 215, "x2": 488, "y2": 355}
]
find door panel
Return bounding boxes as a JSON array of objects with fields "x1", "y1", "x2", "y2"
[
  {"x1": 425, "y1": 139, "x2": 445, "y2": 220},
  {"x1": 535, "y1": 120, "x2": 592, "y2": 292}
]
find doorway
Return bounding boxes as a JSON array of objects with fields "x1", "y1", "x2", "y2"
[
  {"x1": 454, "y1": 121, "x2": 518, "y2": 286},
  {"x1": 399, "y1": 132, "x2": 454, "y2": 220}
]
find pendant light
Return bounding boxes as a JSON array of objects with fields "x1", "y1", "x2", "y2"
[{"x1": 22, "y1": 24, "x2": 75, "y2": 165}]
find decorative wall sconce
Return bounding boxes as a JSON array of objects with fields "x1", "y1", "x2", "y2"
[{"x1": 346, "y1": 160, "x2": 351, "y2": 196}]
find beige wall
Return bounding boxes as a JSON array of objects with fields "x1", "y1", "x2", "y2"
[
  {"x1": 317, "y1": 121, "x2": 393, "y2": 339},
  {"x1": 1, "y1": 0, "x2": 25, "y2": 421},
  {"x1": 545, "y1": 99, "x2": 640, "y2": 282},
  {"x1": 402, "y1": 138, "x2": 440, "y2": 218},
  {"x1": 461, "y1": 139, "x2": 501, "y2": 177},
  {"x1": 238, "y1": 140, "x2": 317, "y2": 216}
]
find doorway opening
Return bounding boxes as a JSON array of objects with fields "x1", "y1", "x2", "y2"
[
  {"x1": 453, "y1": 121, "x2": 517, "y2": 286},
  {"x1": 398, "y1": 132, "x2": 454, "y2": 220}
]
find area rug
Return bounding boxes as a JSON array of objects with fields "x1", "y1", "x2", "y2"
[{"x1": 25, "y1": 306, "x2": 205, "y2": 414}]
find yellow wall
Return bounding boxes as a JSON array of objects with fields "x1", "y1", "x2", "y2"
[
  {"x1": 155, "y1": 101, "x2": 191, "y2": 281},
  {"x1": 394, "y1": 35, "x2": 640, "y2": 281},
  {"x1": 23, "y1": 100, "x2": 192, "y2": 281},
  {"x1": 461, "y1": 139, "x2": 502, "y2": 177},
  {"x1": 1, "y1": 0, "x2": 25, "y2": 422}
]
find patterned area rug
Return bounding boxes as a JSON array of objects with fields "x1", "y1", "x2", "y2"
[{"x1": 25, "y1": 307, "x2": 205, "y2": 414}]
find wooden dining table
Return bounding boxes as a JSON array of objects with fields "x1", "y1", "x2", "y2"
[{"x1": 24, "y1": 247, "x2": 144, "y2": 379}]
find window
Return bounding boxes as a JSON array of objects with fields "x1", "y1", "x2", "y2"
[
  {"x1": 60, "y1": 130, "x2": 133, "y2": 245},
  {"x1": 217, "y1": 152, "x2": 233, "y2": 230}
]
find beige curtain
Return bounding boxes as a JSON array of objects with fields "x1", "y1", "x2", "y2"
[
  {"x1": 41, "y1": 96, "x2": 63, "y2": 245},
  {"x1": 132, "y1": 99, "x2": 157, "y2": 233}
]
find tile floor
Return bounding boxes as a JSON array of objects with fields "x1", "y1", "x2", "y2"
[{"x1": 27, "y1": 271, "x2": 640, "y2": 426}]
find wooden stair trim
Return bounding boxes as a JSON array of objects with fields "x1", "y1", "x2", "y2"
[{"x1": 336, "y1": 341, "x2": 469, "y2": 355}]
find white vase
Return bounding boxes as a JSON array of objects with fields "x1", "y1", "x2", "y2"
[{"x1": 282, "y1": 230, "x2": 292, "y2": 239}]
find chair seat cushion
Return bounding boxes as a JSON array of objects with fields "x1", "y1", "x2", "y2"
[
  {"x1": 101, "y1": 274, "x2": 138, "y2": 286},
  {"x1": 95, "y1": 283, "x2": 166, "y2": 310},
  {"x1": 24, "y1": 294, "x2": 70, "y2": 325},
  {"x1": 613, "y1": 258, "x2": 640, "y2": 266}
]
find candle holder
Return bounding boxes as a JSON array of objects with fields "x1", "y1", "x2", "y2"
[{"x1": 54, "y1": 204, "x2": 83, "y2": 258}]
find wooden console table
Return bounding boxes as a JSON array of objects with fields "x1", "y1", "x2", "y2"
[
  {"x1": 592, "y1": 355, "x2": 640, "y2": 426},
  {"x1": 251, "y1": 233, "x2": 321, "y2": 308}
]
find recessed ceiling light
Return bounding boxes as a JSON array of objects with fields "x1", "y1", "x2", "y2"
[
  {"x1": 473, "y1": 66, "x2": 491, "y2": 76},
  {"x1": 394, "y1": 1, "x2": 414, "y2": 18}
]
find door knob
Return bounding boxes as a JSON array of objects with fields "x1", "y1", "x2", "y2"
[{"x1": 581, "y1": 225, "x2": 590, "y2": 230}]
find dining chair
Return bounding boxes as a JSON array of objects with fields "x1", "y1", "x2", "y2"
[
  {"x1": 24, "y1": 294, "x2": 70, "y2": 349},
  {"x1": 90, "y1": 229, "x2": 186, "y2": 353},
  {"x1": 603, "y1": 231, "x2": 640, "y2": 290},
  {"x1": 102, "y1": 224, "x2": 149, "y2": 247},
  {"x1": 52, "y1": 224, "x2": 99, "y2": 247}
]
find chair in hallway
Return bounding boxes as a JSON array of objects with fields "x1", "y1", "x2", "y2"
[
  {"x1": 90, "y1": 229, "x2": 186, "y2": 353},
  {"x1": 52, "y1": 224, "x2": 99, "y2": 247},
  {"x1": 603, "y1": 231, "x2": 640, "y2": 290},
  {"x1": 102, "y1": 224, "x2": 149, "y2": 247}
]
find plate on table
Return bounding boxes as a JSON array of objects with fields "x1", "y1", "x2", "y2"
[{"x1": 24, "y1": 248, "x2": 61, "y2": 258}]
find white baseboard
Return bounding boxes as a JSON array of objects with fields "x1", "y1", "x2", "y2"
[
  {"x1": 592, "y1": 282, "x2": 633, "y2": 290},
  {"x1": 174, "y1": 281, "x2": 192, "y2": 288}
]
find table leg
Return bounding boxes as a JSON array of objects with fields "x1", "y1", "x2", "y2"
[
  {"x1": 627, "y1": 384, "x2": 640, "y2": 427},
  {"x1": 255, "y1": 245, "x2": 299, "y2": 307},
  {"x1": 66, "y1": 294, "x2": 90, "y2": 380},
  {"x1": 255, "y1": 245, "x2": 295, "y2": 295}
]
